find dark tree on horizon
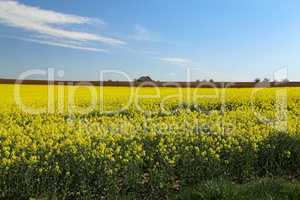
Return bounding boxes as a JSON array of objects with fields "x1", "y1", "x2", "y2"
[{"x1": 135, "y1": 76, "x2": 153, "y2": 82}]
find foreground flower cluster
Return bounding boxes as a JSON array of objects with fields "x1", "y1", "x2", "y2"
[{"x1": 0, "y1": 85, "x2": 300, "y2": 199}]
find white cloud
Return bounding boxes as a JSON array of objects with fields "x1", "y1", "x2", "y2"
[
  {"x1": 31, "y1": 39, "x2": 108, "y2": 52},
  {"x1": 160, "y1": 57, "x2": 193, "y2": 65},
  {"x1": 0, "y1": 1, "x2": 125, "y2": 50},
  {"x1": 132, "y1": 24, "x2": 152, "y2": 41},
  {"x1": 0, "y1": 1, "x2": 93, "y2": 25},
  {"x1": 5, "y1": 35, "x2": 108, "y2": 52},
  {"x1": 130, "y1": 24, "x2": 160, "y2": 42}
]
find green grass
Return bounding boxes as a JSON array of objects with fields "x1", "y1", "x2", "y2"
[{"x1": 171, "y1": 178, "x2": 300, "y2": 200}]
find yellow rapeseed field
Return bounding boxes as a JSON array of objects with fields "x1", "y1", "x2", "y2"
[{"x1": 1, "y1": 84, "x2": 300, "y2": 199}]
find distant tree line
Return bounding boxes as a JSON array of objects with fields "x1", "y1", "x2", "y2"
[
  {"x1": 133, "y1": 76, "x2": 290, "y2": 83},
  {"x1": 254, "y1": 78, "x2": 289, "y2": 83}
]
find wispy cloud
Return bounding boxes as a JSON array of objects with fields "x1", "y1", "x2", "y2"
[
  {"x1": 0, "y1": 35, "x2": 108, "y2": 52},
  {"x1": 131, "y1": 24, "x2": 153, "y2": 41},
  {"x1": 129, "y1": 25, "x2": 191, "y2": 48},
  {"x1": 159, "y1": 57, "x2": 193, "y2": 65},
  {"x1": 27, "y1": 39, "x2": 108, "y2": 52},
  {"x1": 0, "y1": 1, "x2": 125, "y2": 51}
]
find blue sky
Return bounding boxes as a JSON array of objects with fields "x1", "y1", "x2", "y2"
[{"x1": 0, "y1": 0, "x2": 300, "y2": 81}]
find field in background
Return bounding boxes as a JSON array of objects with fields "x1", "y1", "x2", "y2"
[
  {"x1": 1, "y1": 83, "x2": 297, "y2": 111},
  {"x1": 1, "y1": 84, "x2": 300, "y2": 199}
]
